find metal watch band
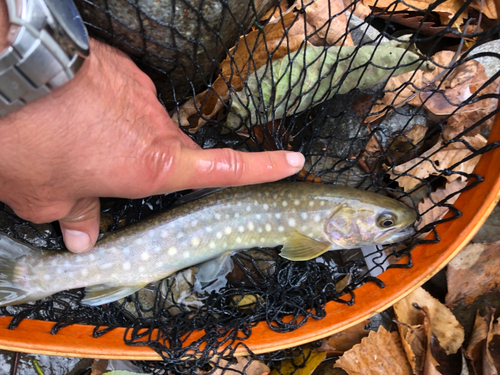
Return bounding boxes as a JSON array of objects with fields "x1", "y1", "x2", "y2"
[{"x1": 0, "y1": 0, "x2": 86, "y2": 116}]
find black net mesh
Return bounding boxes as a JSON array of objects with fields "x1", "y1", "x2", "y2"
[{"x1": 1, "y1": 0, "x2": 500, "y2": 373}]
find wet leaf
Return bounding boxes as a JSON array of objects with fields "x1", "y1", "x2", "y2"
[
  {"x1": 271, "y1": 347, "x2": 326, "y2": 375},
  {"x1": 394, "y1": 287, "x2": 464, "y2": 356},
  {"x1": 318, "y1": 320, "x2": 370, "y2": 352},
  {"x1": 469, "y1": 0, "x2": 498, "y2": 19},
  {"x1": 334, "y1": 326, "x2": 413, "y2": 374},
  {"x1": 446, "y1": 242, "x2": 500, "y2": 308}
]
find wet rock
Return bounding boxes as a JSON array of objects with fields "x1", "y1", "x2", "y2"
[
  {"x1": 75, "y1": 0, "x2": 276, "y2": 108},
  {"x1": 347, "y1": 12, "x2": 390, "y2": 46},
  {"x1": 469, "y1": 39, "x2": 500, "y2": 80}
]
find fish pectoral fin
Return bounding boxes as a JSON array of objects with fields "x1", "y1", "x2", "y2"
[
  {"x1": 82, "y1": 283, "x2": 148, "y2": 306},
  {"x1": 279, "y1": 232, "x2": 332, "y2": 261},
  {"x1": 196, "y1": 251, "x2": 234, "y2": 285}
]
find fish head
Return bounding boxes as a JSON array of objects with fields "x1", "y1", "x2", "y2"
[{"x1": 323, "y1": 194, "x2": 416, "y2": 249}]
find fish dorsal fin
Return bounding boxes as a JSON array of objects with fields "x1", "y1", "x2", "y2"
[
  {"x1": 280, "y1": 232, "x2": 332, "y2": 261},
  {"x1": 82, "y1": 283, "x2": 147, "y2": 306}
]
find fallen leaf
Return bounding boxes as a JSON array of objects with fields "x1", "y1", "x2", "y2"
[
  {"x1": 416, "y1": 179, "x2": 467, "y2": 232},
  {"x1": 470, "y1": 0, "x2": 498, "y2": 19},
  {"x1": 213, "y1": 357, "x2": 270, "y2": 375},
  {"x1": 446, "y1": 242, "x2": 500, "y2": 308},
  {"x1": 343, "y1": 0, "x2": 372, "y2": 19},
  {"x1": 270, "y1": 347, "x2": 326, "y2": 375},
  {"x1": 318, "y1": 319, "x2": 370, "y2": 352},
  {"x1": 465, "y1": 306, "x2": 498, "y2": 375},
  {"x1": 394, "y1": 287, "x2": 464, "y2": 356},
  {"x1": 334, "y1": 326, "x2": 413, "y2": 374},
  {"x1": 386, "y1": 134, "x2": 487, "y2": 192},
  {"x1": 361, "y1": 0, "x2": 468, "y2": 29}
]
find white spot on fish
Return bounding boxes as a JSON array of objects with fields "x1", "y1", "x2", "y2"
[
  {"x1": 177, "y1": 232, "x2": 184, "y2": 239},
  {"x1": 156, "y1": 262, "x2": 163, "y2": 268},
  {"x1": 260, "y1": 237, "x2": 266, "y2": 242},
  {"x1": 225, "y1": 214, "x2": 230, "y2": 219},
  {"x1": 320, "y1": 201, "x2": 325, "y2": 206},
  {"x1": 139, "y1": 266, "x2": 145, "y2": 272},
  {"x1": 263, "y1": 203, "x2": 269, "y2": 210},
  {"x1": 234, "y1": 213, "x2": 240, "y2": 218},
  {"x1": 314, "y1": 215, "x2": 321, "y2": 222},
  {"x1": 89, "y1": 254, "x2": 96, "y2": 261},
  {"x1": 123, "y1": 262, "x2": 131, "y2": 271},
  {"x1": 215, "y1": 213, "x2": 221, "y2": 220},
  {"x1": 209, "y1": 241, "x2": 216, "y2": 249},
  {"x1": 282, "y1": 201, "x2": 288, "y2": 207},
  {"x1": 278, "y1": 226, "x2": 284, "y2": 232},
  {"x1": 153, "y1": 246, "x2": 161, "y2": 253},
  {"x1": 301, "y1": 213, "x2": 308, "y2": 220},
  {"x1": 192, "y1": 238, "x2": 200, "y2": 246},
  {"x1": 101, "y1": 263, "x2": 113, "y2": 269},
  {"x1": 161, "y1": 230, "x2": 168, "y2": 238},
  {"x1": 57, "y1": 268, "x2": 63, "y2": 274},
  {"x1": 301, "y1": 225, "x2": 308, "y2": 231},
  {"x1": 183, "y1": 252, "x2": 190, "y2": 259},
  {"x1": 81, "y1": 269, "x2": 88, "y2": 277},
  {"x1": 275, "y1": 213, "x2": 281, "y2": 219},
  {"x1": 257, "y1": 227, "x2": 263, "y2": 233},
  {"x1": 168, "y1": 247, "x2": 177, "y2": 255},
  {"x1": 294, "y1": 199, "x2": 301, "y2": 206},
  {"x1": 206, "y1": 226, "x2": 213, "y2": 233},
  {"x1": 141, "y1": 252, "x2": 150, "y2": 261},
  {"x1": 110, "y1": 247, "x2": 118, "y2": 254},
  {"x1": 44, "y1": 274, "x2": 51, "y2": 281},
  {"x1": 248, "y1": 222, "x2": 255, "y2": 231},
  {"x1": 223, "y1": 242, "x2": 228, "y2": 248},
  {"x1": 309, "y1": 201, "x2": 314, "y2": 207},
  {"x1": 254, "y1": 200, "x2": 259, "y2": 206},
  {"x1": 236, "y1": 237, "x2": 242, "y2": 243},
  {"x1": 246, "y1": 206, "x2": 251, "y2": 212},
  {"x1": 191, "y1": 220, "x2": 198, "y2": 227},
  {"x1": 238, "y1": 225, "x2": 244, "y2": 233},
  {"x1": 237, "y1": 201, "x2": 242, "y2": 206},
  {"x1": 225, "y1": 227, "x2": 232, "y2": 235},
  {"x1": 148, "y1": 230, "x2": 155, "y2": 237},
  {"x1": 217, "y1": 232, "x2": 222, "y2": 239},
  {"x1": 255, "y1": 214, "x2": 262, "y2": 220},
  {"x1": 272, "y1": 202, "x2": 277, "y2": 207},
  {"x1": 251, "y1": 238, "x2": 256, "y2": 244},
  {"x1": 288, "y1": 218, "x2": 296, "y2": 227},
  {"x1": 265, "y1": 224, "x2": 272, "y2": 232}
]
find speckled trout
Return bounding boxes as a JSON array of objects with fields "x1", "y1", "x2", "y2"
[{"x1": 0, "y1": 182, "x2": 416, "y2": 306}]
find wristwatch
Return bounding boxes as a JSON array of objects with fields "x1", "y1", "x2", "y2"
[{"x1": 0, "y1": 0, "x2": 89, "y2": 116}]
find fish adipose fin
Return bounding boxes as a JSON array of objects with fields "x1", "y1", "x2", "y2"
[
  {"x1": 82, "y1": 283, "x2": 147, "y2": 306},
  {"x1": 0, "y1": 234, "x2": 47, "y2": 306},
  {"x1": 280, "y1": 232, "x2": 332, "y2": 261}
]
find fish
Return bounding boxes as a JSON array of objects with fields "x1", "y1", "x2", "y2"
[{"x1": 0, "y1": 182, "x2": 416, "y2": 307}]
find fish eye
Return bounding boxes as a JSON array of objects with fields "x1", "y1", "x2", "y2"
[{"x1": 377, "y1": 213, "x2": 396, "y2": 228}]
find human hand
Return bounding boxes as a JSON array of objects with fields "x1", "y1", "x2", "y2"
[{"x1": 0, "y1": 39, "x2": 305, "y2": 253}]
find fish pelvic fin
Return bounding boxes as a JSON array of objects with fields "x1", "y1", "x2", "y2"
[
  {"x1": 82, "y1": 283, "x2": 148, "y2": 306},
  {"x1": 0, "y1": 234, "x2": 45, "y2": 306},
  {"x1": 280, "y1": 232, "x2": 332, "y2": 261}
]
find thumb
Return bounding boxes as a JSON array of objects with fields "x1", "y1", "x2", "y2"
[{"x1": 59, "y1": 197, "x2": 101, "y2": 253}]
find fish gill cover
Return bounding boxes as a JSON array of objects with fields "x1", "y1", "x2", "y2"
[{"x1": 0, "y1": 0, "x2": 499, "y2": 373}]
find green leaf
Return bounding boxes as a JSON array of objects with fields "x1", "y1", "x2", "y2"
[{"x1": 226, "y1": 38, "x2": 433, "y2": 130}]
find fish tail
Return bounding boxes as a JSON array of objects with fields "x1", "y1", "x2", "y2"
[{"x1": 0, "y1": 234, "x2": 41, "y2": 306}]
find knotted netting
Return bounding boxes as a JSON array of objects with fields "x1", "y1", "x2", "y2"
[{"x1": 1, "y1": 0, "x2": 500, "y2": 373}]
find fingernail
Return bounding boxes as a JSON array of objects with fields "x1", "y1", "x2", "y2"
[
  {"x1": 286, "y1": 152, "x2": 305, "y2": 168},
  {"x1": 63, "y1": 229, "x2": 91, "y2": 253}
]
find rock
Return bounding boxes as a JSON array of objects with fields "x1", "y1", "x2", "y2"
[
  {"x1": 347, "y1": 12, "x2": 390, "y2": 46},
  {"x1": 468, "y1": 39, "x2": 500, "y2": 80},
  {"x1": 75, "y1": 0, "x2": 276, "y2": 108}
]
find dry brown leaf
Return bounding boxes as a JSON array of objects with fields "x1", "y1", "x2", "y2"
[
  {"x1": 465, "y1": 306, "x2": 498, "y2": 375},
  {"x1": 334, "y1": 326, "x2": 412, "y2": 374},
  {"x1": 387, "y1": 134, "x2": 486, "y2": 192},
  {"x1": 318, "y1": 319, "x2": 370, "y2": 352},
  {"x1": 416, "y1": 179, "x2": 467, "y2": 232},
  {"x1": 394, "y1": 287, "x2": 464, "y2": 356},
  {"x1": 213, "y1": 357, "x2": 270, "y2": 375},
  {"x1": 446, "y1": 242, "x2": 500, "y2": 308},
  {"x1": 420, "y1": 306, "x2": 444, "y2": 375},
  {"x1": 343, "y1": 0, "x2": 372, "y2": 19},
  {"x1": 175, "y1": 0, "x2": 353, "y2": 132},
  {"x1": 362, "y1": 0, "x2": 468, "y2": 28},
  {"x1": 470, "y1": 0, "x2": 498, "y2": 19},
  {"x1": 403, "y1": 324, "x2": 427, "y2": 374}
]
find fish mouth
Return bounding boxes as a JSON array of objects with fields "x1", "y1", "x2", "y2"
[{"x1": 376, "y1": 226, "x2": 416, "y2": 245}]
